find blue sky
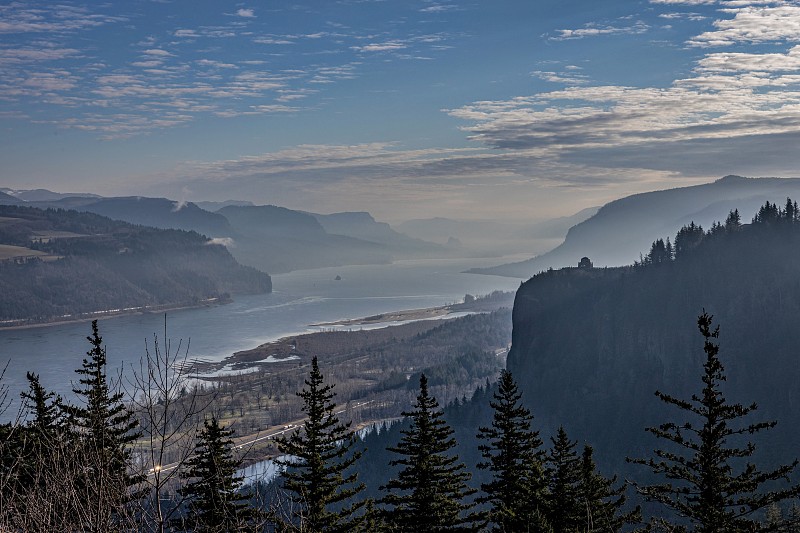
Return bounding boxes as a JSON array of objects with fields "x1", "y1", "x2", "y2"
[{"x1": 3, "y1": 0, "x2": 800, "y2": 222}]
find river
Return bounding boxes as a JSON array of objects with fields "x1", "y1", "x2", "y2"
[{"x1": 0, "y1": 256, "x2": 524, "y2": 414}]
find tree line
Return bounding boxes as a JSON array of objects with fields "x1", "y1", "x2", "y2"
[{"x1": 1, "y1": 309, "x2": 799, "y2": 531}]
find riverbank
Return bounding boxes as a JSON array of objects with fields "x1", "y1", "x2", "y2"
[
  {"x1": 0, "y1": 296, "x2": 231, "y2": 331},
  {"x1": 308, "y1": 289, "x2": 514, "y2": 328},
  {"x1": 310, "y1": 305, "x2": 451, "y2": 327},
  {"x1": 203, "y1": 290, "x2": 515, "y2": 373}
]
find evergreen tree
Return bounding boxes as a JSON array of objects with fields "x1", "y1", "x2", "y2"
[
  {"x1": 22, "y1": 372, "x2": 63, "y2": 433},
  {"x1": 63, "y1": 320, "x2": 142, "y2": 529},
  {"x1": 725, "y1": 209, "x2": 741, "y2": 231},
  {"x1": 15, "y1": 372, "x2": 65, "y2": 488},
  {"x1": 629, "y1": 312, "x2": 800, "y2": 532},
  {"x1": 381, "y1": 374, "x2": 478, "y2": 532},
  {"x1": 180, "y1": 416, "x2": 256, "y2": 531},
  {"x1": 754, "y1": 201, "x2": 780, "y2": 225},
  {"x1": 576, "y1": 445, "x2": 639, "y2": 532},
  {"x1": 645, "y1": 239, "x2": 670, "y2": 264},
  {"x1": 545, "y1": 427, "x2": 582, "y2": 533},
  {"x1": 674, "y1": 222, "x2": 705, "y2": 258},
  {"x1": 476, "y1": 369, "x2": 550, "y2": 532},
  {"x1": 275, "y1": 356, "x2": 366, "y2": 532}
]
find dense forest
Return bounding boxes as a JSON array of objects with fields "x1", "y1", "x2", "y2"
[{"x1": 0, "y1": 205, "x2": 271, "y2": 324}]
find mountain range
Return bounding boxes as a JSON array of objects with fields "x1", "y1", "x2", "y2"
[{"x1": 0, "y1": 189, "x2": 450, "y2": 273}]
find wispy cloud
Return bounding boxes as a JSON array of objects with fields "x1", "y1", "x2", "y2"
[
  {"x1": 0, "y1": 46, "x2": 80, "y2": 65},
  {"x1": 532, "y1": 69, "x2": 590, "y2": 85},
  {"x1": 0, "y1": 1, "x2": 461, "y2": 139},
  {"x1": 551, "y1": 21, "x2": 649, "y2": 40},
  {"x1": 650, "y1": 0, "x2": 717, "y2": 5},
  {"x1": 0, "y1": 3, "x2": 123, "y2": 34},
  {"x1": 420, "y1": 4, "x2": 460, "y2": 13},
  {"x1": 143, "y1": 49, "x2": 172, "y2": 57}
]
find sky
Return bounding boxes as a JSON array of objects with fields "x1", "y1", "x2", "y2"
[{"x1": 4, "y1": 0, "x2": 800, "y2": 222}]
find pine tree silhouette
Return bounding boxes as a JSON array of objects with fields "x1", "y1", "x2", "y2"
[
  {"x1": 180, "y1": 416, "x2": 255, "y2": 531},
  {"x1": 629, "y1": 312, "x2": 800, "y2": 532},
  {"x1": 275, "y1": 356, "x2": 366, "y2": 532},
  {"x1": 380, "y1": 374, "x2": 478, "y2": 532},
  {"x1": 477, "y1": 369, "x2": 550, "y2": 532}
]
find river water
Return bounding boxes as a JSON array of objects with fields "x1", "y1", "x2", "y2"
[{"x1": 0, "y1": 257, "x2": 524, "y2": 412}]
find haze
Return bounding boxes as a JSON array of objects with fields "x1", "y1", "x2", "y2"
[{"x1": 4, "y1": 0, "x2": 800, "y2": 223}]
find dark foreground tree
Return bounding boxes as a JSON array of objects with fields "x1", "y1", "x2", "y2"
[
  {"x1": 381, "y1": 374, "x2": 478, "y2": 532},
  {"x1": 477, "y1": 369, "x2": 550, "y2": 532},
  {"x1": 180, "y1": 416, "x2": 256, "y2": 531},
  {"x1": 629, "y1": 312, "x2": 800, "y2": 532},
  {"x1": 275, "y1": 356, "x2": 366, "y2": 532},
  {"x1": 0, "y1": 373, "x2": 72, "y2": 530},
  {"x1": 577, "y1": 445, "x2": 639, "y2": 532},
  {"x1": 63, "y1": 320, "x2": 142, "y2": 529},
  {"x1": 545, "y1": 426, "x2": 582, "y2": 533},
  {"x1": 8, "y1": 373, "x2": 68, "y2": 526}
]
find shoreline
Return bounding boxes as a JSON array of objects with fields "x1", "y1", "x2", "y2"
[
  {"x1": 308, "y1": 289, "x2": 516, "y2": 328},
  {"x1": 198, "y1": 291, "x2": 516, "y2": 374},
  {"x1": 309, "y1": 305, "x2": 453, "y2": 327},
  {"x1": 0, "y1": 297, "x2": 231, "y2": 332}
]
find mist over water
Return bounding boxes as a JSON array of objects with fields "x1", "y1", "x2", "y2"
[{"x1": 0, "y1": 257, "x2": 524, "y2": 414}]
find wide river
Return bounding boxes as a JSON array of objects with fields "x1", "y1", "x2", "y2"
[{"x1": 0, "y1": 256, "x2": 524, "y2": 413}]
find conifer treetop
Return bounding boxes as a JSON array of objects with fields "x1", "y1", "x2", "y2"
[{"x1": 629, "y1": 311, "x2": 800, "y2": 532}]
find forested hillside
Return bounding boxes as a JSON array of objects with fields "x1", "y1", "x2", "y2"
[
  {"x1": 0, "y1": 206, "x2": 271, "y2": 325},
  {"x1": 508, "y1": 200, "x2": 800, "y2": 477}
]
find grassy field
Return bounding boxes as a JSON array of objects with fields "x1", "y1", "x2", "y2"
[{"x1": 0, "y1": 244, "x2": 50, "y2": 260}]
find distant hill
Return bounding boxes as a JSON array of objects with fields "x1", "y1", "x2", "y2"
[
  {"x1": 78, "y1": 197, "x2": 233, "y2": 238},
  {"x1": 506, "y1": 206, "x2": 800, "y2": 478},
  {"x1": 524, "y1": 206, "x2": 599, "y2": 239},
  {"x1": 309, "y1": 211, "x2": 443, "y2": 255},
  {"x1": 194, "y1": 200, "x2": 255, "y2": 212},
  {"x1": 1, "y1": 191, "x2": 234, "y2": 238},
  {"x1": 398, "y1": 209, "x2": 596, "y2": 258},
  {"x1": 0, "y1": 191, "x2": 22, "y2": 206},
  {"x1": 0, "y1": 205, "x2": 270, "y2": 325},
  {"x1": 0, "y1": 188, "x2": 101, "y2": 202},
  {"x1": 469, "y1": 175, "x2": 800, "y2": 277},
  {"x1": 218, "y1": 205, "x2": 391, "y2": 273}
]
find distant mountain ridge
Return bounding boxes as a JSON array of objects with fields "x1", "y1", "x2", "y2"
[
  {"x1": 81, "y1": 197, "x2": 233, "y2": 238},
  {"x1": 398, "y1": 208, "x2": 598, "y2": 258},
  {"x1": 1, "y1": 188, "x2": 446, "y2": 273},
  {"x1": 0, "y1": 188, "x2": 101, "y2": 202},
  {"x1": 470, "y1": 175, "x2": 800, "y2": 277},
  {"x1": 218, "y1": 205, "x2": 392, "y2": 273},
  {"x1": 309, "y1": 211, "x2": 443, "y2": 254}
]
